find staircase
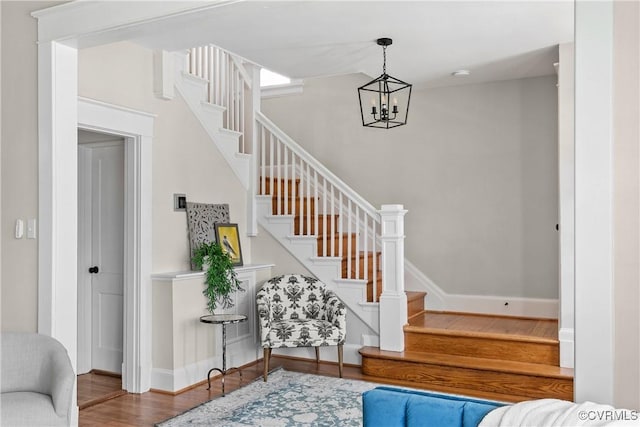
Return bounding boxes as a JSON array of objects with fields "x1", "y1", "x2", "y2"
[
  {"x1": 173, "y1": 45, "x2": 406, "y2": 337},
  {"x1": 360, "y1": 306, "x2": 574, "y2": 402},
  {"x1": 260, "y1": 177, "x2": 383, "y2": 302},
  {"x1": 173, "y1": 44, "x2": 573, "y2": 401}
]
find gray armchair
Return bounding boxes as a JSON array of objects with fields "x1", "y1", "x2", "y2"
[
  {"x1": 1, "y1": 332, "x2": 75, "y2": 426},
  {"x1": 257, "y1": 274, "x2": 347, "y2": 381}
]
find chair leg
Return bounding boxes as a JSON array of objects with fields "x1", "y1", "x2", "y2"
[
  {"x1": 337, "y1": 344, "x2": 343, "y2": 378},
  {"x1": 315, "y1": 347, "x2": 320, "y2": 364},
  {"x1": 263, "y1": 348, "x2": 271, "y2": 382}
]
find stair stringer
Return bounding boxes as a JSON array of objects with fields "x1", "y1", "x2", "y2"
[
  {"x1": 256, "y1": 196, "x2": 380, "y2": 334},
  {"x1": 174, "y1": 65, "x2": 250, "y2": 189}
]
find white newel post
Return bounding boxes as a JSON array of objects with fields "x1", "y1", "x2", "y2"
[{"x1": 378, "y1": 204, "x2": 408, "y2": 352}]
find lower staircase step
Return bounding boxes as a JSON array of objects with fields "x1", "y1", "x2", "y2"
[
  {"x1": 406, "y1": 292, "x2": 426, "y2": 318},
  {"x1": 293, "y1": 214, "x2": 338, "y2": 236},
  {"x1": 359, "y1": 346, "x2": 573, "y2": 402},
  {"x1": 260, "y1": 177, "x2": 300, "y2": 197},
  {"x1": 405, "y1": 312, "x2": 559, "y2": 365},
  {"x1": 271, "y1": 196, "x2": 315, "y2": 215},
  {"x1": 341, "y1": 252, "x2": 381, "y2": 279},
  {"x1": 317, "y1": 233, "x2": 357, "y2": 257}
]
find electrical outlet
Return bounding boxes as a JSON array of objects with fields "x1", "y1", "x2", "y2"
[
  {"x1": 174, "y1": 193, "x2": 186, "y2": 211},
  {"x1": 27, "y1": 219, "x2": 37, "y2": 239}
]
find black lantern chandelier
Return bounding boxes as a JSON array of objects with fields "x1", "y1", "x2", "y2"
[{"x1": 358, "y1": 38, "x2": 412, "y2": 129}]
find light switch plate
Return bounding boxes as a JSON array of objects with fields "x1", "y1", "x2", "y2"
[{"x1": 15, "y1": 219, "x2": 24, "y2": 239}]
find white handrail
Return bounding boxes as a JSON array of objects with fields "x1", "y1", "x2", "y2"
[
  {"x1": 256, "y1": 111, "x2": 379, "y2": 219},
  {"x1": 256, "y1": 112, "x2": 383, "y2": 302},
  {"x1": 187, "y1": 44, "x2": 251, "y2": 152},
  {"x1": 184, "y1": 41, "x2": 400, "y2": 304}
]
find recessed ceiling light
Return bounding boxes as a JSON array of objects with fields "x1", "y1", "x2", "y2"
[{"x1": 452, "y1": 70, "x2": 470, "y2": 77}]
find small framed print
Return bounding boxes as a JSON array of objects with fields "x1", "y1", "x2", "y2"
[{"x1": 214, "y1": 223, "x2": 243, "y2": 266}]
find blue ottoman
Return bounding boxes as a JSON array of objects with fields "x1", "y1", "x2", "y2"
[{"x1": 363, "y1": 386, "x2": 505, "y2": 427}]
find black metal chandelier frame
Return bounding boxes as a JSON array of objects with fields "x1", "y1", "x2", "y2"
[{"x1": 358, "y1": 38, "x2": 412, "y2": 129}]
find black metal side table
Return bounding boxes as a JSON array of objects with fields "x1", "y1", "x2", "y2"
[{"x1": 199, "y1": 313, "x2": 248, "y2": 396}]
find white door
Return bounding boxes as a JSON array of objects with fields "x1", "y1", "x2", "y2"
[{"x1": 77, "y1": 134, "x2": 125, "y2": 374}]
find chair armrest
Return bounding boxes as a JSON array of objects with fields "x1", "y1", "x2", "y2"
[
  {"x1": 256, "y1": 292, "x2": 272, "y2": 346},
  {"x1": 323, "y1": 289, "x2": 346, "y2": 342},
  {"x1": 50, "y1": 345, "x2": 75, "y2": 418}
]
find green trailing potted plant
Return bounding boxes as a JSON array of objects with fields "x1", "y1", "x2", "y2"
[{"x1": 191, "y1": 241, "x2": 243, "y2": 313}]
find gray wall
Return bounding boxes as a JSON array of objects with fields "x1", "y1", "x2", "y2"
[
  {"x1": 1, "y1": 1, "x2": 58, "y2": 332},
  {"x1": 0, "y1": 1, "x2": 250, "y2": 331},
  {"x1": 263, "y1": 73, "x2": 559, "y2": 299}
]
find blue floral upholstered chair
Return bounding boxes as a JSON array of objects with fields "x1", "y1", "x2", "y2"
[{"x1": 257, "y1": 274, "x2": 347, "y2": 381}]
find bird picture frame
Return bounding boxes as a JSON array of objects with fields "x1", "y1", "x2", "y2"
[{"x1": 214, "y1": 223, "x2": 243, "y2": 266}]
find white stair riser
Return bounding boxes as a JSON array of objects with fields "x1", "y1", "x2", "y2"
[{"x1": 258, "y1": 213, "x2": 379, "y2": 333}]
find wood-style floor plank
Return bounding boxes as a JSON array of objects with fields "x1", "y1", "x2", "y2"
[
  {"x1": 409, "y1": 311, "x2": 558, "y2": 341},
  {"x1": 79, "y1": 314, "x2": 564, "y2": 425},
  {"x1": 78, "y1": 372, "x2": 127, "y2": 410},
  {"x1": 80, "y1": 357, "x2": 356, "y2": 427}
]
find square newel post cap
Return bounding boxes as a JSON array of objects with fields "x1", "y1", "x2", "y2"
[{"x1": 379, "y1": 204, "x2": 407, "y2": 215}]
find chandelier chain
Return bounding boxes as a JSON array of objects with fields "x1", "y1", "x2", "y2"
[{"x1": 382, "y1": 45, "x2": 387, "y2": 75}]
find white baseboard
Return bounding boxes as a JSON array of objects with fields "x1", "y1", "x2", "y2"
[
  {"x1": 271, "y1": 343, "x2": 362, "y2": 366},
  {"x1": 405, "y1": 259, "x2": 558, "y2": 318},
  {"x1": 71, "y1": 406, "x2": 79, "y2": 427},
  {"x1": 151, "y1": 356, "x2": 219, "y2": 393},
  {"x1": 152, "y1": 342, "x2": 364, "y2": 393},
  {"x1": 559, "y1": 327, "x2": 575, "y2": 368},
  {"x1": 446, "y1": 293, "x2": 559, "y2": 318},
  {"x1": 405, "y1": 260, "x2": 446, "y2": 310},
  {"x1": 361, "y1": 334, "x2": 379, "y2": 347}
]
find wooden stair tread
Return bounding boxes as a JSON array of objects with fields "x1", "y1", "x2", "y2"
[
  {"x1": 404, "y1": 324, "x2": 558, "y2": 345},
  {"x1": 407, "y1": 311, "x2": 558, "y2": 344},
  {"x1": 359, "y1": 346, "x2": 574, "y2": 379},
  {"x1": 406, "y1": 291, "x2": 426, "y2": 303},
  {"x1": 354, "y1": 374, "x2": 530, "y2": 403}
]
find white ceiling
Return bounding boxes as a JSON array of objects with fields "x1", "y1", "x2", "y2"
[{"x1": 130, "y1": 1, "x2": 574, "y2": 88}]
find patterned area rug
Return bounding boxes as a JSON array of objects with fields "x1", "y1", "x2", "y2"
[{"x1": 156, "y1": 369, "x2": 379, "y2": 426}]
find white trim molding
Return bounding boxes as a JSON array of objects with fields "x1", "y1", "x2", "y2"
[
  {"x1": 559, "y1": 327, "x2": 575, "y2": 368},
  {"x1": 30, "y1": 1, "x2": 238, "y2": 47},
  {"x1": 261, "y1": 80, "x2": 304, "y2": 99},
  {"x1": 405, "y1": 259, "x2": 559, "y2": 319},
  {"x1": 77, "y1": 97, "x2": 155, "y2": 393},
  {"x1": 574, "y1": 0, "x2": 615, "y2": 404},
  {"x1": 37, "y1": 41, "x2": 79, "y2": 362},
  {"x1": 37, "y1": 40, "x2": 79, "y2": 425}
]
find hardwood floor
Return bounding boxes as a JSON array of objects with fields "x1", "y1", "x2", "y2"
[
  {"x1": 82, "y1": 354, "x2": 519, "y2": 426},
  {"x1": 78, "y1": 371, "x2": 127, "y2": 410},
  {"x1": 79, "y1": 313, "x2": 570, "y2": 425},
  {"x1": 408, "y1": 311, "x2": 558, "y2": 340},
  {"x1": 79, "y1": 356, "x2": 366, "y2": 426}
]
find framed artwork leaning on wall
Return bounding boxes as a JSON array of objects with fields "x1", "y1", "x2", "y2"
[{"x1": 215, "y1": 223, "x2": 243, "y2": 266}]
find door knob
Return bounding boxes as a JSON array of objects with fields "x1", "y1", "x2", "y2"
[{"x1": 88, "y1": 266, "x2": 99, "y2": 274}]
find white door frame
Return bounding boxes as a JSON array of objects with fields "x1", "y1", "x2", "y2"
[
  {"x1": 37, "y1": 56, "x2": 154, "y2": 392},
  {"x1": 77, "y1": 98, "x2": 154, "y2": 392}
]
